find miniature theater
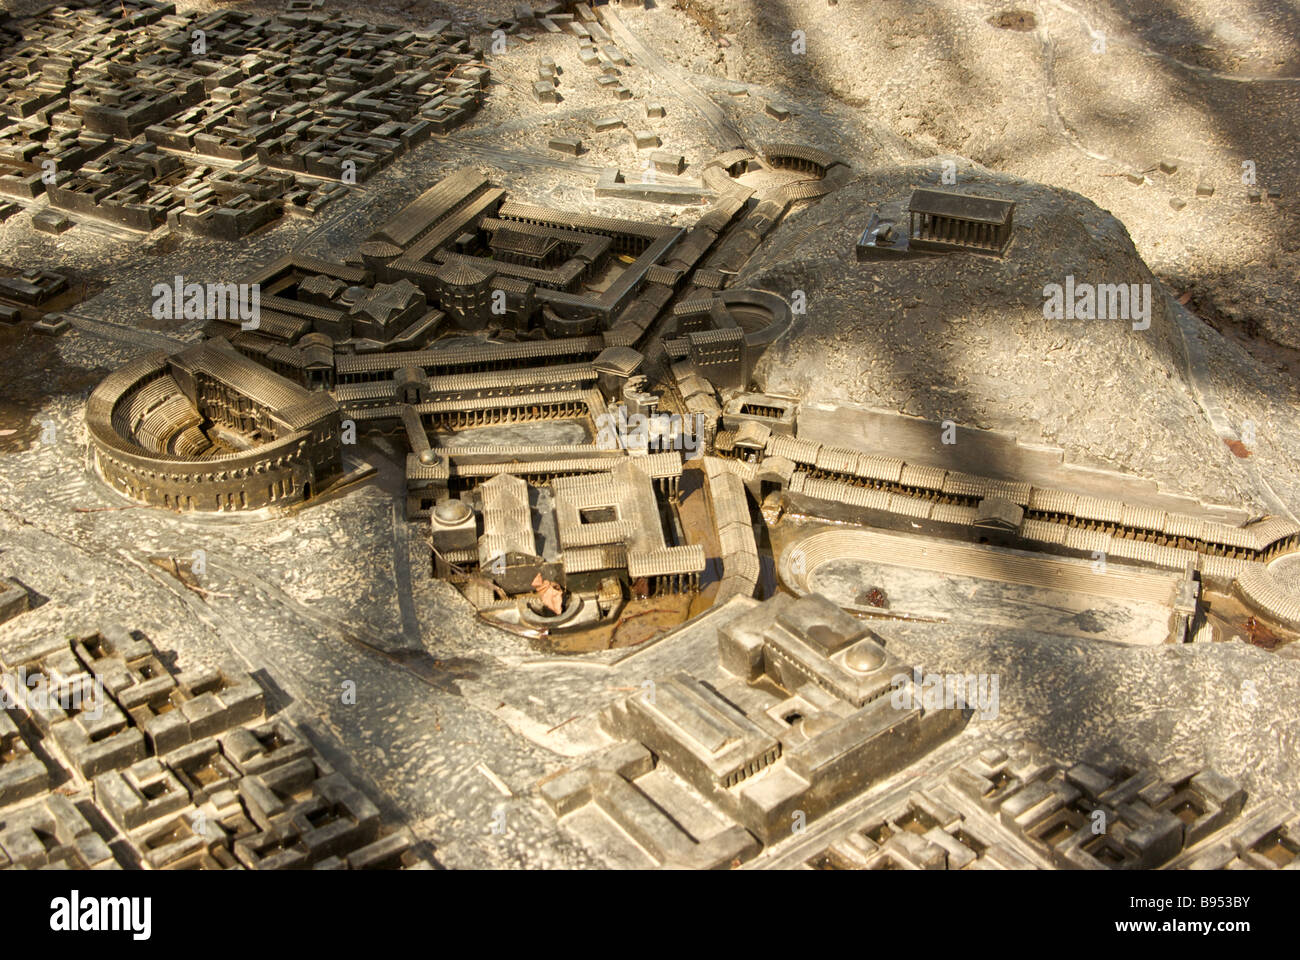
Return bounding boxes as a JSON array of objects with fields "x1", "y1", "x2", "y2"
[{"x1": 86, "y1": 339, "x2": 343, "y2": 512}]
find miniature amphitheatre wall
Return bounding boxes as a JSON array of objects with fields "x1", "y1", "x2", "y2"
[{"x1": 86, "y1": 352, "x2": 340, "y2": 512}]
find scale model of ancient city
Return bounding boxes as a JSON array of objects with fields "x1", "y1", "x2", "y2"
[{"x1": 0, "y1": 0, "x2": 1298, "y2": 872}]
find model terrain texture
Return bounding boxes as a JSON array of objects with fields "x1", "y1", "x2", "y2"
[{"x1": 0, "y1": 0, "x2": 1298, "y2": 872}]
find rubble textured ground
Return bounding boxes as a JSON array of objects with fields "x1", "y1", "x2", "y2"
[{"x1": 1, "y1": 0, "x2": 1299, "y2": 872}]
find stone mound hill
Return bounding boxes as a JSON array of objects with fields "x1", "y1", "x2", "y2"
[{"x1": 743, "y1": 161, "x2": 1257, "y2": 508}]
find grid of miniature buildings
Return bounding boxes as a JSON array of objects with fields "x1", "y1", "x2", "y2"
[
  {"x1": 775, "y1": 750, "x2": 1282, "y2": 871},
  {"x1": 0, "y1": 0, "x2": 486, "y2": 237},
  {"x1": 530, "y1": 590, "x2": 1300, "y2": 870},
  {"x1": 0, "y1": 625, "x2": 427, "y2": 869}
]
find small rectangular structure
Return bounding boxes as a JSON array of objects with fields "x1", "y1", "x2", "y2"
[
  {"x1": 548, "y1": 137, "x2": 583, "y2": 156},
  {"x1": 32, "y1": 210, "x2": 73, "y2": 234},
  {"x1": 595, "y1": 168, "x2": 711, "y2": 205},
  {"x1": 631, "y1": 130, "x2": 661, "y2": 150},
  {"x1": 906, "y1": 189, "x2": 1015, "y2": 255},
  {"x1": 651, "y1": 152, "x2": 685, "y2": 175}
]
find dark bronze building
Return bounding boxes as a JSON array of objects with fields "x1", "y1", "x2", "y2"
[
  {"x1": 907, "y1": 189, "x2": 1016, "y2": 255},
  {"x1": 86, "y1": 339, "x2": 343, "y2": 512}
]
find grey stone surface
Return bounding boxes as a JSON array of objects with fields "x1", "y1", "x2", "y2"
[{"x1": 0, "y1": 0, "x2": 1298, "y2": 875}]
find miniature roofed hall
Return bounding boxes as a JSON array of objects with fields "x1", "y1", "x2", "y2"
[{"x1": 857, "y1": 188, "x2": 1016, "y2": 260}]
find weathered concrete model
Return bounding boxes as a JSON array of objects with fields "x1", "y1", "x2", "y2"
[{"x1": 2, "y1": 0, "x2": 1299, "y2": 881}]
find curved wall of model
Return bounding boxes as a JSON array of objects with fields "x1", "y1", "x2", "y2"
[
  {"x1": 86, "y1": 339, "x2": 343, "y2": 512},
  {"x1": 702, "y1": 143, "x2": 852, "y2": 201}
]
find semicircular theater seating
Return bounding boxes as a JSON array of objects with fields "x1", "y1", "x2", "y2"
[{"x1": 86, "y1": 339, "x2": 344, "y2": 513}]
